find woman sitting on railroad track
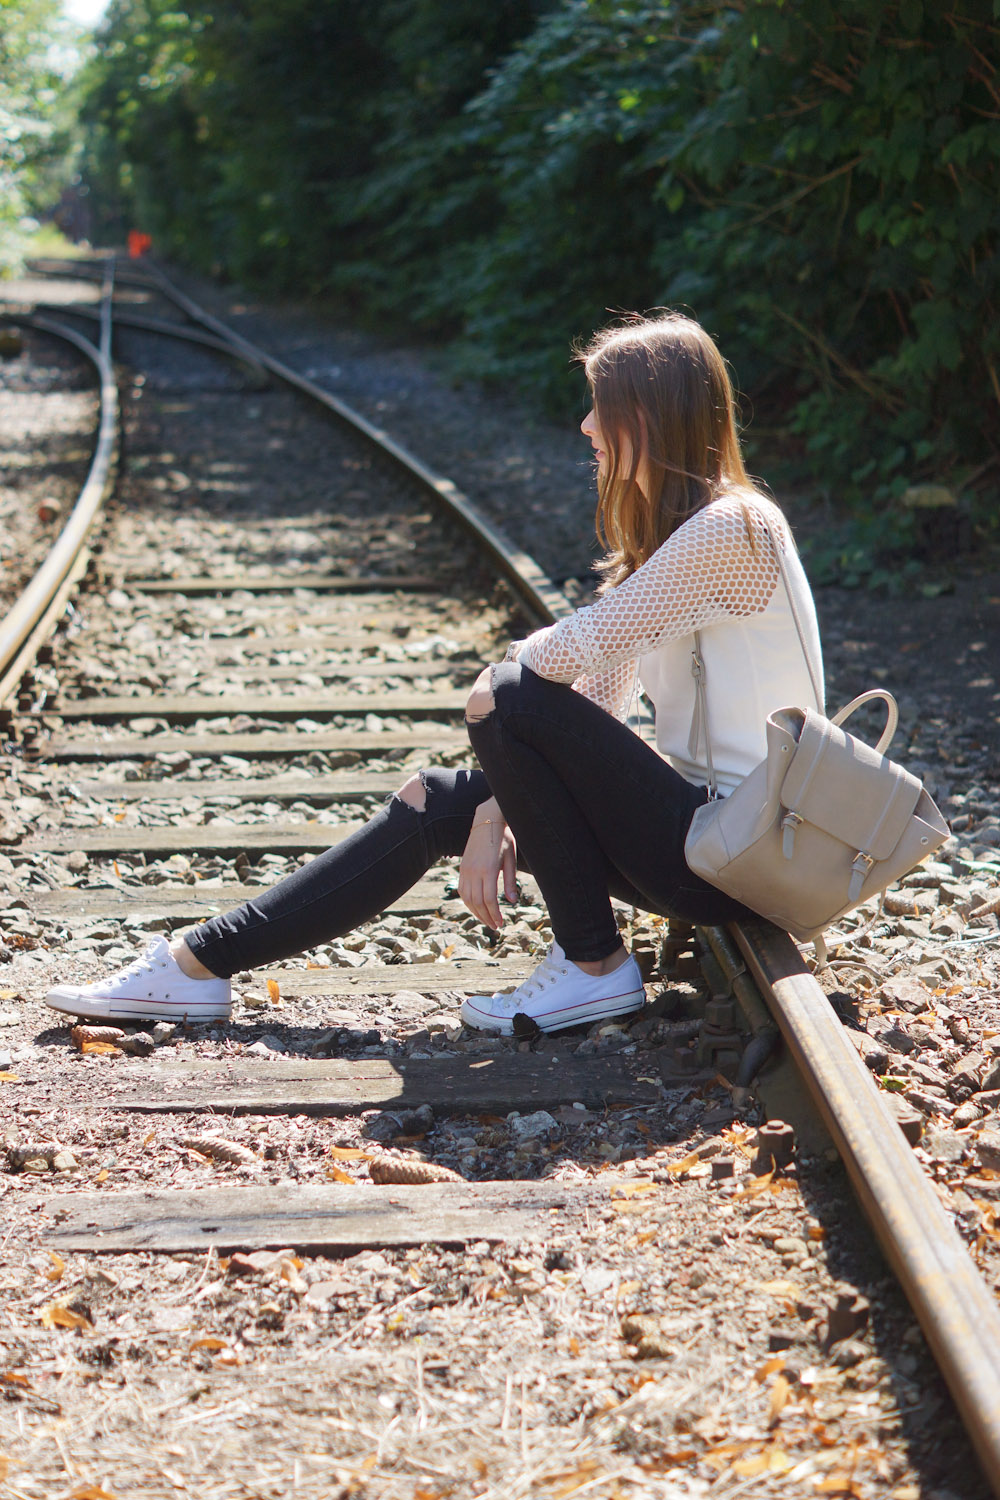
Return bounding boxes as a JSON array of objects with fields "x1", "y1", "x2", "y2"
[{"x1": 45, "y1": 311, "x2": 823, "y2": 1037}]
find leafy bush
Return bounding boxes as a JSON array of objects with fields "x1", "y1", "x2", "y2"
[
  {"x1": 0, "y1": 0, "x2": 78, "y2": 272},
  {"x1": 77, "y1": 0, "x2": 1000, "y2": 516}
]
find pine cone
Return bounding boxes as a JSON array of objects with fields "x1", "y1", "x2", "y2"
[
  {"x1": 369, "y1": 1153, "x2": 463, "y2": 1185},
  {"x1": 71, "y1": 1025, "x2": 125, "y2": 1048},
  {"x1": 179, "y1": 1135, "x2": 258, "y2": 1166}
]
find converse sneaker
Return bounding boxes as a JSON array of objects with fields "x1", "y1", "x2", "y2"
[
  {"x1": 460, "y1": 945, "x2": 645, "y2": 1035},
  {"x1": 44, "y1": 936, "x2": 232, "y2": 1024}
]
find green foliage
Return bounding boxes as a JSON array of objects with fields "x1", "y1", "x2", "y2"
[
  {"x1": 76, "y1": 0, "x2": 1000, "y2": 521},
  {"x1": 0, "y1": 0, "x2": 78, "y2": 272}
]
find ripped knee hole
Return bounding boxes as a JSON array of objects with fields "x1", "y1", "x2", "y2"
[
  {"x1": 396, "y1": 772, "x2": 427, "y2": 812},
  {"x1": 465, "y1": 669, "x2": 495, "y2": 724}
]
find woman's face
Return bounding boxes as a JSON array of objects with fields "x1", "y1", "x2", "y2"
[
  {"x1": 581, "y1": 407, "x2": 608, "y2": 471},
  {"x1": 582, "y1": 405, "x2": 649, "y2": 495}
]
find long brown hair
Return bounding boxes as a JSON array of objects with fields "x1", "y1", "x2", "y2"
[{"x1": 578, "y1": 312, "x2": 760, "y2": 589}]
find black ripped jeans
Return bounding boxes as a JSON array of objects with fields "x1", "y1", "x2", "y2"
[{"x1": 185, "y1": 662, "x2": 750, "y2": 977}]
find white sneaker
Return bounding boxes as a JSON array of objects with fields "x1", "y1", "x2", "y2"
[
  {"x1": 461, "y1": 944, "x2": 645, "y2": 1036},
  {"x1": 44, "y1": 936, "x2": 232, "y2": 1024}
]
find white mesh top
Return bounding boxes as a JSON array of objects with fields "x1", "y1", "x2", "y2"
[{"x1": 514, "y1": 492, "x2": 824, "y2": 793}]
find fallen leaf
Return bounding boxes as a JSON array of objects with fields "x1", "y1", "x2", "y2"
[
  {"x1": 189, "y1": 1337, "x2": 227, "y2": 1352},
  {"x1": 71, "y1": 1486, "x2": 117, "y2": 1500},
  {"x1": 327, "y1": 1165, "x2": 356, "y2": 1184},
  {"x1": 80, "y1": 1042, "x2": 122, "y2": 1056},
  {"x1": 734, "y1": 1169, "x2": 775, "y2": 1198},
  {"x1": 638, "y1": 1451, "x2": 698, "y2": 1471},
  {"x1": 610, "y1": 1179, "x2": 656, "y2": 1198},
  {"x1": 569, "y1": 1336, "x2": 581, "y2": 1356},
  {"x1": 46, "y1": 1251, "x2": 65, "y2": 1283},
  {"x1": 704, "y1": 1441, "x2": 754, "y2": 1470},
  {"x1": 0, "y1": 1072, "x2": 19, "y2": 1083},
  {"x1": 94, "y1": 1169, "x2": 109, "y2": 1184},
  {"x1": 666, "y1": 1151, "x2": 700, "y2": 1176},
  {"x1": 754, "y1": 1355, "x2": 786, "y2": 1383},
  {"x1": 767, "y1": 1374, "x2": 791, "y2": 1426},
  {"x1": 266, "y1": 979, "x2": 281, "y2": 1004},
  {"x1": 40, "y1": 1303, "x2": 91, "y2": 1331},
  {"x1": 814, "y1": 1475, "x2": 862, "y2": 1496},
  {"x1": 328, "y1": 1146, "x2": 372, "y2": 1161},
  {"x1": 539, "y1": 1460, "x2": 600, "y2": 1498},
  {"x1": 731, "y1": 1445, "x2": 792, "y2": 1477}
]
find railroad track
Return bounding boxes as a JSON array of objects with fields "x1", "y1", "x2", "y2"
[{"x1": 2, "y1": 255, "x2": 999, "y2": 1497}]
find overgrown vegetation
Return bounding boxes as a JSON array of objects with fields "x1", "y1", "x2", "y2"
[
  {"x1": 46, "y1": 2, "x2": 1000, "y2": 533},
  {"x1": 0, "y1": 0, "x2": 80, "y2": 271}
]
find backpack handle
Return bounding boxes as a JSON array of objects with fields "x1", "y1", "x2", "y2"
[{"x1": 830, "y1": 689, "x2": 899, "y2": 757}]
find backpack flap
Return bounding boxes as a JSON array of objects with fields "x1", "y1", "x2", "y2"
[{"x1": 778, "y1": 708, "x2": 923, "y2": 899}]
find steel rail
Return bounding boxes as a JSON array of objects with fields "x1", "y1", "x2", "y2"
[
  {"x1": 14, "y1": 256, "x2": 1000, "y2": 1491},
  {"x1": 27, "y1": 255, "x2": 573, "y2": 626},
  {"x1": 733, "y1": 917, "x2": 1000, "y2": 1495},
  {"x1": 32, "y1": 298, "x2": 268, "y2": 378},
  {"x1": 130, "y1": 261, "x2": 575, "y2": 627},
  {"x1": 0, "y1": 268, "x2": 119, "y2": 709}
]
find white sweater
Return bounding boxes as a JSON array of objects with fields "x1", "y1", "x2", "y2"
[{"x1": 515, "y1": 493, "x2": 824, "y2": 793}]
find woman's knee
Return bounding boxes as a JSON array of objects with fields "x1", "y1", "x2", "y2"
[
  {"x1": 465, "y1": 665, "x2": 495, "y2": 724},
  {"x1": 396, "y1": 772, "x2": 427, "y2": 812}
]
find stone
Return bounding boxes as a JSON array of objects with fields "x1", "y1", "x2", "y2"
[
  {"x1": 152, "y1": 1022, "x2": 177, "y2": 1045},
  {"x1": 851, "y1": 1032, "x2": 889, "y2": 1072},
  {"x1": 922, "y1": 1128, "x2": 967, "y2": 1164},
  {"x1": 508, "y1": 1110, "x2": 559, "y2": 1141},
  {"x1": 118, "y1": 1032, "x2": 155, "y2": 1057},
  {"x1": 875, "y1": 1024, "x2": 915, "y2": 1055},
  {"x1": 913, "y1": 959, "x2": 955, "y2": 983},
  {"x1": 883, "y1": 889, "x2": 939, "y2": 918},
  {"x1": 246, "y1": 1034, "x2": 289, "y2": 1056},
  {"x1": 975, "y1": 1129, "x2": 1000, "y2": 1172},
  {"x1": 951, "y1": 1052, "x2": 986, "y2": 1092},
  {"x1": 900, "y1": 861, "x2": 954, "y2": 888},
  {"x1": 878, "y1": 978, "x2": 934, "y2": 1013}
]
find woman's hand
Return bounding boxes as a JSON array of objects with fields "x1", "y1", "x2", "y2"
[{"x1": 458, "y1": 798, "x2": 517, "y2": 929}]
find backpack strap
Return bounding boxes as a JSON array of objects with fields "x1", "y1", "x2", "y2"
[{"x1": 687, "y1": 507, "x2": 823, "y2": 789}]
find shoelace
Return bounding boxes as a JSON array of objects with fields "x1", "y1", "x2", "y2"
[
  {"x1": 108, "y1": 946, "x2": 166, "y2": 987},
  {"x1": 490, "y1": 951, "x2": 568, "y2": 1013}
]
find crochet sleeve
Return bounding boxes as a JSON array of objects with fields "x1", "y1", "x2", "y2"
[
  {"x1": 570, "y1": 662, "x2": 636, "y2": 721},
  {"x1": 517, "y1": 497, "x2": 782, "y2": 682}
]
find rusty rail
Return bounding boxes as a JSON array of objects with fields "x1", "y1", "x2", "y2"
[
  {"x1": 732, "y1": 917, "x2": 1000, "y2": 1495},
  {"x1": 0, "y1": 265, "x2": 119, "y2": 709}
]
